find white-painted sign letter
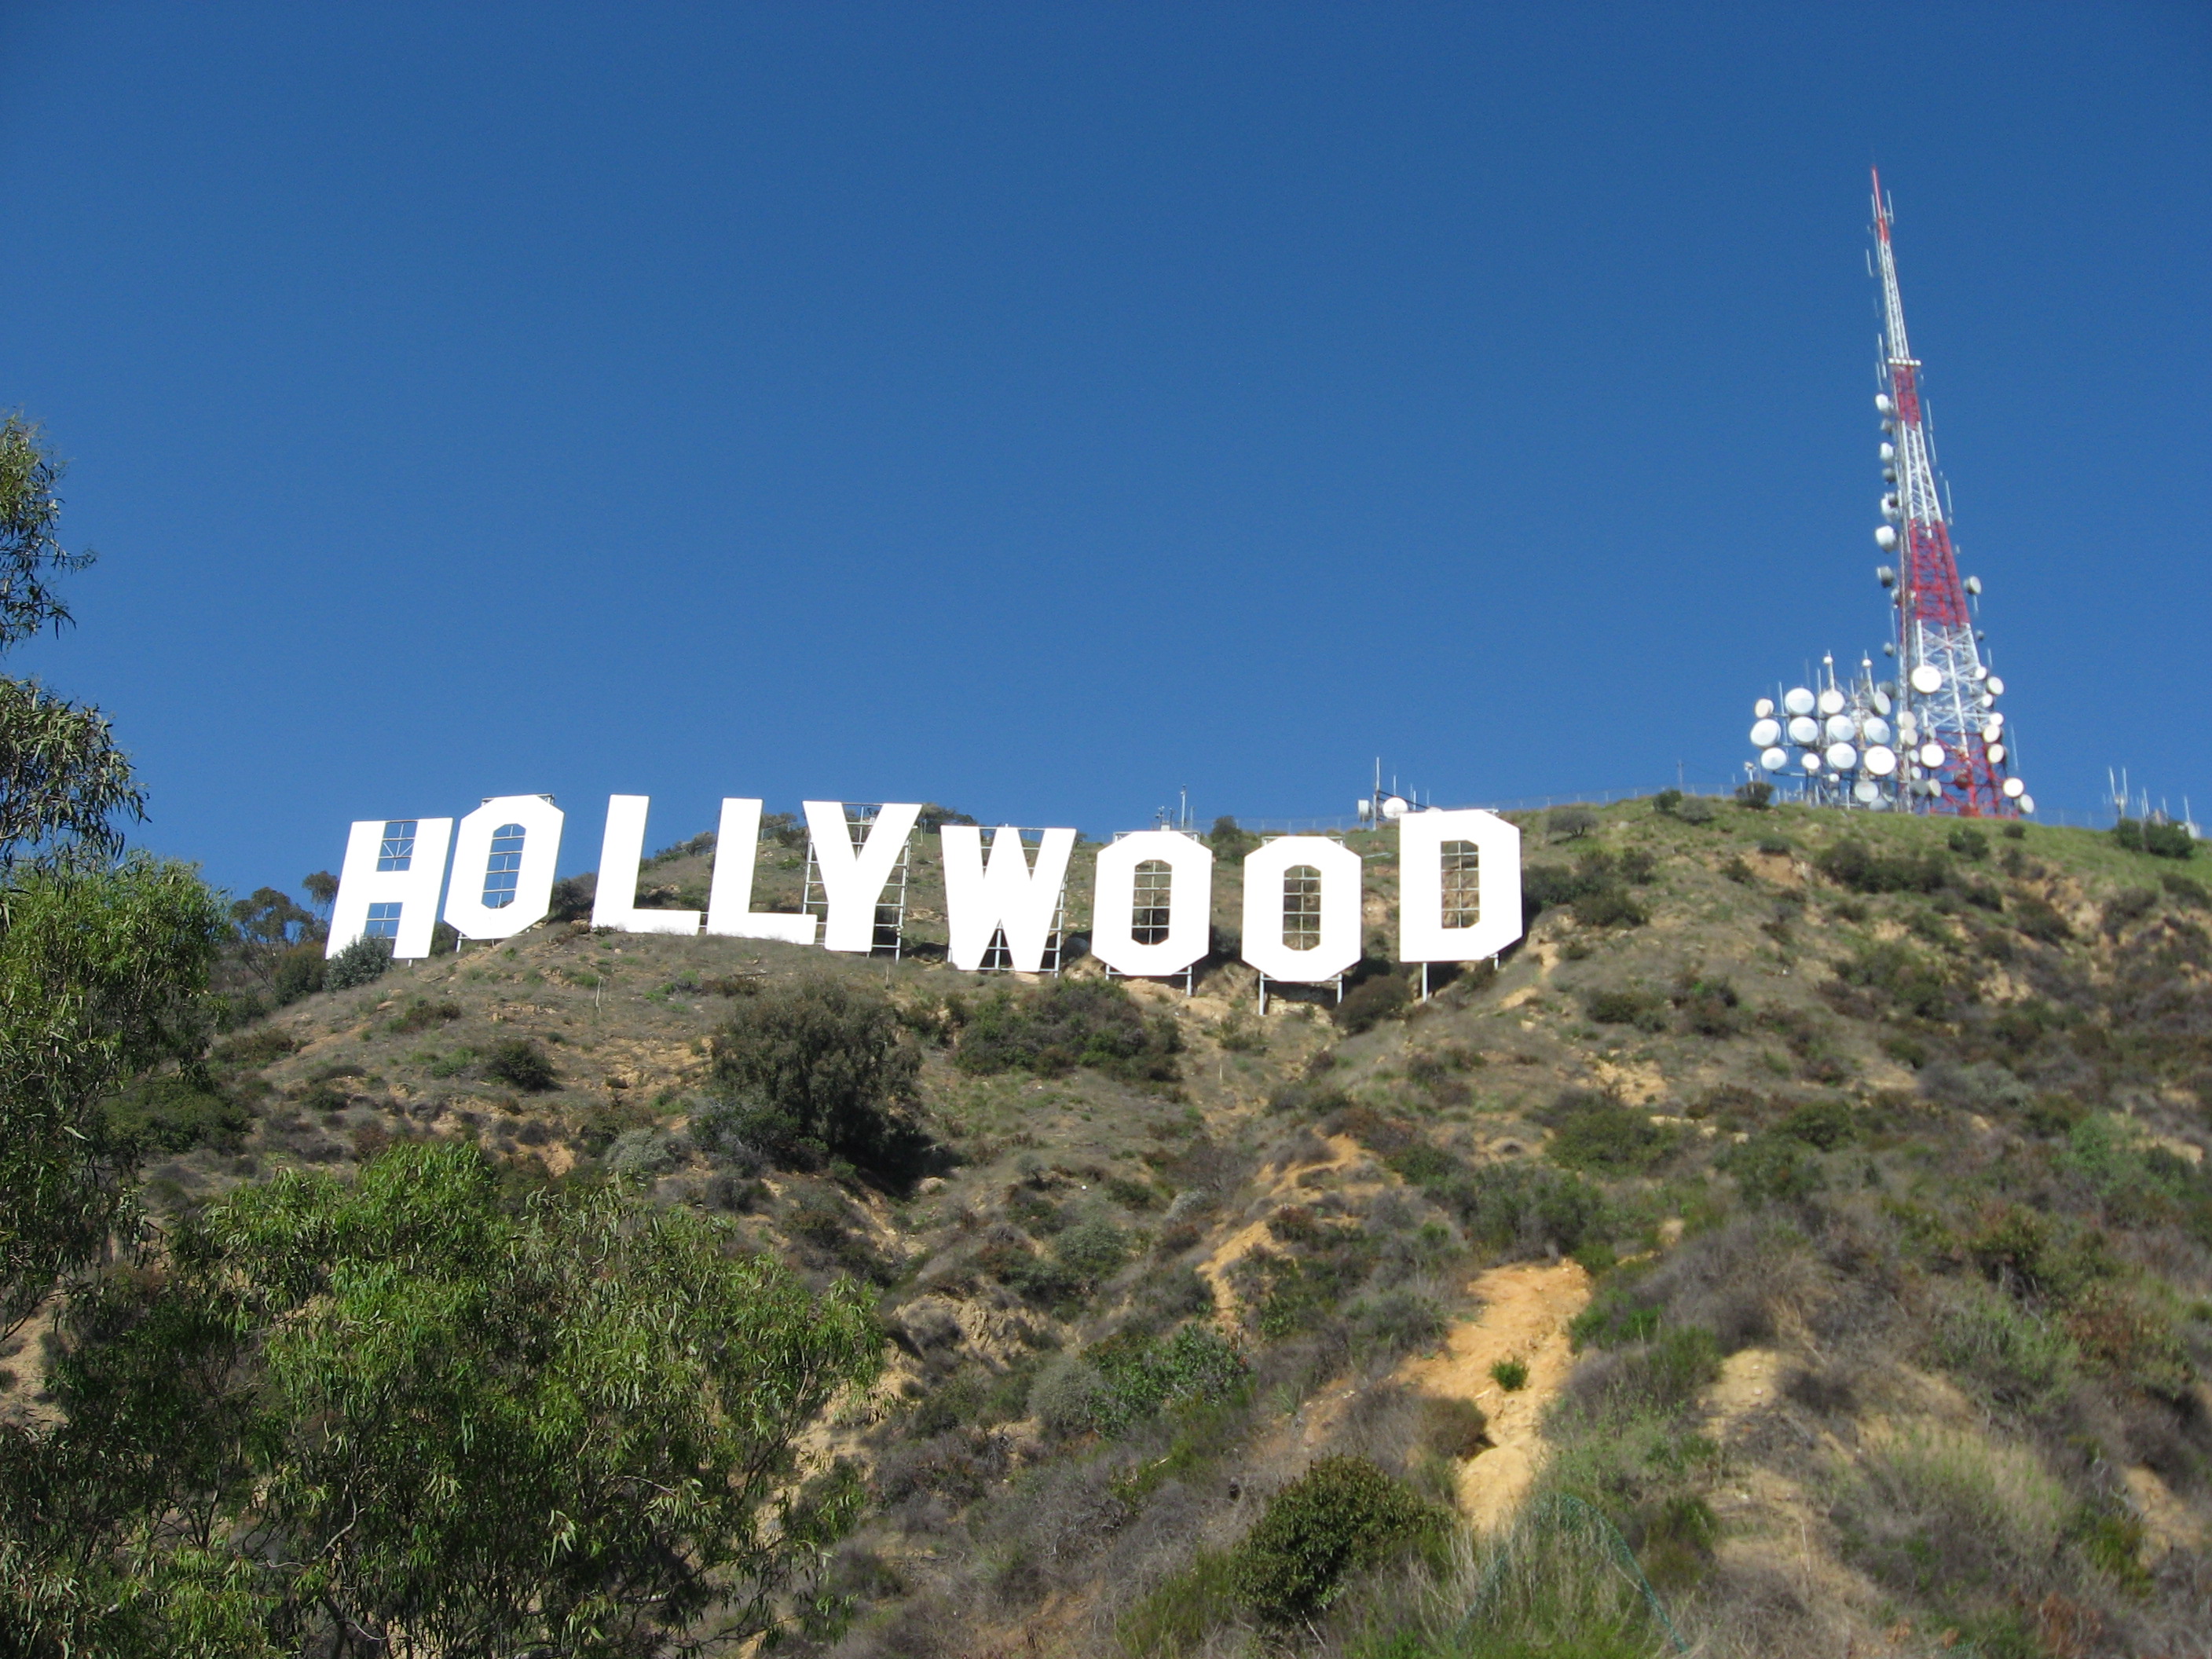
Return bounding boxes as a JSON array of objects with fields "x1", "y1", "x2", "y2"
[
  {"x1": 591, "y1": 796, "x2": 702, "y2": 936},
  {"x1": 941, "y1": 826, "x2": 1076, "y2": 972},
  {"x1": 443, "y1": 794, "x2": 564, "y2": 941},
  {"x1": 804, "y1": 801, "x2": 922, "y2": 953},
  {"x1": 1398, "y1": 808, "x2": 1522, "y2": 962},
  {"x1": 705, "y1": 798, "x2": 818, "y2": 944},
  {"x1": 1241, "y1": 835, "x2": 1362, "y2": 983},
  {"x1": 328, "y1": 815, "x2": 454, "y2": 961},
  {"x1": 1090, "y1": 830, "x2": 1213, "y2": 978}
]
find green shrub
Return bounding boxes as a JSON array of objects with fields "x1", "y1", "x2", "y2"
[
  {"x1": 324, "y1": 934, "x2": 393, "y2": 990},
  {"x1": 271, "y1": 941, "x2": 328, "y2": 1005},
  {"x1": 1336, "y1": 972, "x2": 1412, "y2": 1034},
  {"x1": 1437, "y1": 1163, "x2": 1610, "y2": 1259},
  {"x1": 1421, "y1": 1395, "x2": 1492, "y2": 1459},
  {"x1": 1489, "y1": 1357, "x2": 1529, "y2": 1391},
  {"x1": 954, "y1": 979, "x2": 1181, "y2": 1084},
  {"x1": 1548, "y1": 806, "x2": 1599, "y2": 840},
  {"x1": 101, "y1": 1074, "x2": 252, "y2": 1154},
  {"x1": 1544, "y1": 1094, "x2": 1675, "y2": 1176},
  {"x1": 709, "y1": 975, "x2": 932, "y2": 1181},
  {"x1": 1117, "y1": 1549, "x2": 1240, "y2": 1657},
  {"x1": 1735, "y1": 779, "x2": 1774, "y2": 808},
  {"x1": 1775, "y1": 1097, "x2": 1855, "y2": 1150},
  {"x1": 2143, "y1": 820, "x2": 2196, "y2": 859},
  {"x1": 1232, "y1": 1456, "x2": 1441, "y2": 1624},
  {"x1": 1583, "y1": 988, "x2": 1664, "y2": 1030},
  {"x1": 1718, "y1": 1132, "x2": 1821, "y2": 1205},
  {"x1": 1817, "y1": 840, "x2": 1948, "y2": 895},
  {"x1": 1352, "y1": 1287, "x2": 1448, "y2": 1356},
  {"x1": 1035, "y1": 1324, "x2": 1247, "y2": 1439},
  {"x1": 483, "y1": 1038, "x2": 557, "y2": 1093},
  {"x1": 1946, "y1": 826, "x2": 1990, "y2": 861}
]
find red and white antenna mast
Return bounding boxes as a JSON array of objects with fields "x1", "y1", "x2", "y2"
[{"x1": 1870, "y1": 170, "x2": 2027, "y2": 817}]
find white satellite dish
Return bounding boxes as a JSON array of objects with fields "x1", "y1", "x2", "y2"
[
  {"x1": 1880, "y1": 441, "x2": 1896, "y2": 462},
  {"x1": 1910, "y1": 665, "x2": 1943, "y2": 694},
  {"x1": 1986, "y1": 676, "x2": 2005, "y2": 696},
  {"x1": 1753, "y1": 698, "x2": 1775, "y2": 719},
  {"x1": 2002, "y1": 777, "x2": 2026, "y2": 800},
  {"x1": 1782, "y1": 687, "x2": 1816, "y2": 716},
  {"x1": 1800, "y1": 752, "x2": 1823, "y2": 772},
  {"x1": 1971, "y1": 663, "x2": 1987, "y2": 679},
  {"x1": 1862, "y1": 716, "x2": 1892, "y2": 746},
  {"x1": 1381, "y1": 796, "x2": 1408, "y2": 821},
  {"x1": 1863, "y1": 745, "x2": 1898, "y2": 777},
  {"x1": 1356, "y1": 800, "x2": 1372, "y2": 819},
  {"x1": 1985, "y1": 710, "x2": 2003, "y2": 730},
  {"x1": 1919, "y1": 742, "x2": 1946, "y2": 767},
  {"x1": 1987, "y1": 742, "x2": 2006, "y2": 764},
  {"x1": 1826, "y1": 742, "x2": 1859, "y2": 771},
  {"x1": 1825, "y1": 714, "x2": 1856, "y2": 743},
  {"x1": 1871, "y1": 690, "x2": 1893, "y2": 716},
  {"x1": 2020, "y1": 794, "x2": 2036, "y2": 814},
  {"x1": 1876, "y1": 394, "x2": 1895, "y2": 416},
  {"x1": 1981, "y1": 723, "x2": 2002, "y2": 743},
  {"x1": 1760, "y1": 747, "x2": 1789, "y2": 771},
  {"x1": 1854, "y1": 780, "x2": 1881, "y2": 804},
  {"x1": 1818, "y1": 688, "x2": 1846, "y2": 716},
  {"x1": 1749, "y1": 719, "x2": 1782, "y2": 749},
  {"x1": 1875, "y1": 525, "x2": 1899, "y2": 551},
  {"x1": 1787, "y1": 716, "x2": 1821, "y2": 746}
]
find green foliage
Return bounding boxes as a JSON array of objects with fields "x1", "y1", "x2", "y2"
[
  {"x1": 1816, "y1": 838, "x2": 1949, "y2": 895},
  {"x1": 1116, "y1": 1547, "x2": 1240, "y2": 1657},
  {"x1": 1735, "y1": 779, "x2": 1774, "y2": 808},
  {"x1": 1548, "y1": 806, "x2": 1599, "y2": 841},
  {"x1": 1584, "y1": 988, "x2": 1667, "y2": 1031},
  {"x1": 100, "y1": 1075, "x2": 251, "y2": 1156},
  {"x1": 1232, "y1": 1456, "x2": 1441, "y2": 1624},
  {"x1": 1946, "y1": 826, "x2": 1990, "y2": 860},
  {"x1": 1031, "y1": 1324, "x2": 1245, "y2": 1439},
  {"x1": 482, "y1": 1037, "x2": 557, "y2": 1092},
  {"x1": 1717, "y1": 1131, "x2": 1822, "y2": 1205},
  {"x1": 707, "y1": 973, "x2": 932, "y2": 1181},
  {"x1": 1544, "y1": 1094, "x2": 1676, "y2": 1176},
  {"x1": 1410, "y1": 1157, "x2": 1610, "y2": 1261},
  {"x1": 6, "y1": 1142, "x2": 882, "y2": 1657},
  {"x1": 1490, "y1": 1357, "x2": 1530, "y2": 1391},
  {"x1": 2111, "y1": 817, "x2": 2194, "y2": 859},
  {"x1": 1336, "y1": 972, "x2": 1412, "y2": 1034},
  {"x1": 0, "y1": 858, "x2": 225, "y2": 1333},
  {"x1": 1207, "y1": 815, "x2": 1258, "y2": 858},
  {"x1": 1523, "y1": 850, "x2": 1652, "y2": 931},
  {"x1": 323, "y1": 933, "x2": 393, "y2": 990},
  {"x1": 955, "y1": 978, "x2": 1181, "y2": 1084}
]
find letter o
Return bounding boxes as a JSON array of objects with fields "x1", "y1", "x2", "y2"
[
  {"x1": 1090, "y1": 830, "x2": 1213, "y2": 977},
  {"x1": 444, "y1": 793, "x2": 564, "y2": 940},
  {"x1": 1241, "y1": 836, "x2": 1362, "y2": 983}
]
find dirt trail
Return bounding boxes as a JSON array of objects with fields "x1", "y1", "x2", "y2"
[
  {"x1": 1397, "y1": 1258, "x2": 1591, "y2": 1532},
  {"x1": 1195, "y1": 1135, "x2": 1371, "y2": 1324}
]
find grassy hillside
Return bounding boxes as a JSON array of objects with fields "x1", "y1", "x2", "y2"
[{"x1": 37, "y1": 798, "x2": 2212, "y2": 1657}]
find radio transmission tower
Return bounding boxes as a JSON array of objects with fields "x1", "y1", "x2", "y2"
[{"x1": 1869, "y1": 170, "x2": 2027, "y2": 817}]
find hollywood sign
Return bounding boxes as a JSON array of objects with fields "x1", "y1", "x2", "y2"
[{"x1": 328, "y1": 796, "x2": 1523, "y2": 984}]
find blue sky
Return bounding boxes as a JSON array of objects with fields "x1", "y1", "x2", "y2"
[{"x1": 4, "y1": 3, "x2": 2207, "y2": 895}]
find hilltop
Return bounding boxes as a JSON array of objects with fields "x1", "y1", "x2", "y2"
[{"x1": 35, "y1": 797, "x2": 2212, "y2": 1657}]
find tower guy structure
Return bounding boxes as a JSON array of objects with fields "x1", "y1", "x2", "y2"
[
  {"x1": 1869, "y1": 169, "x2": 2023, "y2": 817},
  {"x1": 1743, "y1": 173, "x2": 2030, "y2": 817}
]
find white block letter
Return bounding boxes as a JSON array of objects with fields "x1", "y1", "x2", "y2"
[
  {"x1": 705, "y1": 798, "x2": 818, "y2": 944},
  {"x1": 591, "y1": 796, "x2": 701, "y2": 936},
  {"x1": 942, "y1": 826, "x2": 1076, "y2": 972},
  {"x1": 1398, "y1": 808, "x2": 1522, "y2": 962},
  {"x1": 444, "y1": 794, "x2": 564, "y2": 941},
  {"x1": 328, "y1": 815, "x2": 454, "y2": 961},
  {"x1": 1090, "y1": 830, "x2": 1213, "y2": 978},
  {"x1": 1241, "y1": 836, "x2": 1362, "y2": 983},
  {"x1": 805, "y1": 800, "x2": 922, "y2": 953}
]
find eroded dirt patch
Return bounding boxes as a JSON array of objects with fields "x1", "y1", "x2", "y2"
[{"x1": 1397, "y1": 1258, "x2": 1591, "y2": 1532}]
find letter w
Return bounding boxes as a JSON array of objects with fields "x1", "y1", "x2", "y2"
[{"x1": 940, "y1": 826, "x2": 1076, "y2": 972}]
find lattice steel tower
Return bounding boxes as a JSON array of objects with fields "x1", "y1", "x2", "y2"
[{"x1": 1869, "y1": 169, "x2": 2028, "y2": 817}]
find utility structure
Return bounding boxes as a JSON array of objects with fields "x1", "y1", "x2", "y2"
[
  {"x1": 1744, "y1": 174, "x2": 2031, "y2": 817},
  {"x1": 1868, "y1": 169, "x2": 2027, "y2": 817}
]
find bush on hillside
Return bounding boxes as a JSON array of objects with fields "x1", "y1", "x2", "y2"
[
  {"x1": 1548, "y1": 806, "x2": 1599, "y2": 841},
  {"x1": 1231, "y1": 1456, "x2": 1441, "y2": 1623},
  {"x1": 1735, "y1": 779, "x2": 1774, "y2": 808},
  {"x1": 954, "y1": 979, "x2": 1180, "y2": 1084},
  {"x1": 484, "y1": 1038, "x2": 557, "y2": 1093},
  {"x1": 708, "y1": 973, "x2": 932, "y2": 1182},
  {"x1": 325, "y1": 934, "x2": 394, "y2": 990},
  {"x1": 1816, "y1": 839, "x2": 1950, "y2": 895},
  {"x1": 1334, "y1": 971, "x2": 1410, "y2": 1034},
  {"x1": 101, "y1": 1073, "x2": 252, "y2": 1155}
]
